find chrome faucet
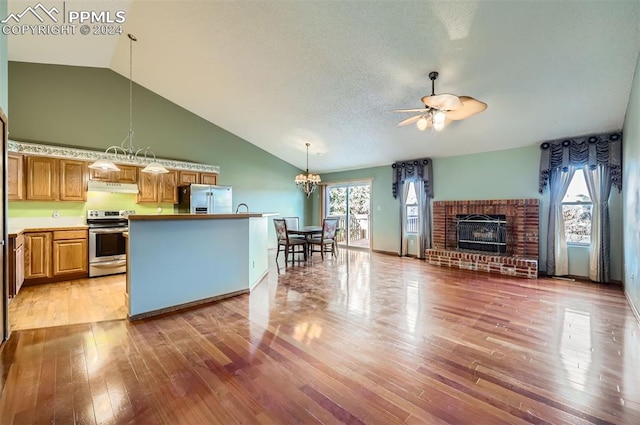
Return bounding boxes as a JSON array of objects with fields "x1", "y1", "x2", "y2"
[{"x1": 235, "y1": 203, "x2": 249, "y2": 214}]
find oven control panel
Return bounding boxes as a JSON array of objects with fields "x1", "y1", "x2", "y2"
[{"x1": 87, "y1": 210, "x2": 136, "y2": 219}]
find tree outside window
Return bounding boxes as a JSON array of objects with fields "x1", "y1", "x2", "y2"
[{"x1": 562, "y1": 169, "x2": 592, "y2": 245}]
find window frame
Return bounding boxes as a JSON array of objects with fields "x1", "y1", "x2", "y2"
[
  {"x1": 405, "y1": 181, "x2": 418, "y2": 234},
  {"x1": 561, "y1": 171, "x2": 593, "y2": 247}
]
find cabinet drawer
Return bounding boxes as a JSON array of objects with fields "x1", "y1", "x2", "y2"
[{"x1": 53, "y1": 229, "x2": 88, "y2": 240}]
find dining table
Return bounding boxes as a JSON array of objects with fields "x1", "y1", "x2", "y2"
[{"x1": 288, "y1": 226, "x2": 322, "y2": 256}]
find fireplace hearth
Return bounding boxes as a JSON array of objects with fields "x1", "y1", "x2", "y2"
[{"x1": 426, "y1": 199, "x2": 539, "y2": 278}]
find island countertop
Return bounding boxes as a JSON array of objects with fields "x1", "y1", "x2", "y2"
[{"x1": 128, "y1": 212, "x2": 278, "y2": 221}]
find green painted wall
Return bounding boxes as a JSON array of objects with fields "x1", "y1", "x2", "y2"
[
  {"x1": 0, "y1": 0, "x2": 7, "y2": 113},
  {"x1": 8, "y1": 62, "x2": 306, "y2": 243},
  {"x1": 318, "y1": 145, "x2": 623, "y2": 280},
  {"x1": 622, "y1": 49, "x2": 640, "y2": 316}
]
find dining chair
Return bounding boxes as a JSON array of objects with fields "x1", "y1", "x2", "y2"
[
  {"x1": 309, "y1": 218, "x2": 339, "y2": 260},
  {"x1": 283, "y1": 216, "x2": 305, "y2": 240},
  {"x1": 273, "y1": 218, "x2": 307, "y2": 265}
]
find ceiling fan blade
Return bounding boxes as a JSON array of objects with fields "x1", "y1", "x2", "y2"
[
  {"x1": 421, "y1": 93, "x2": 462, "y2": 110},
  {"x1": 445, "y1": 96, "x2": 488, "y2": 120},
  {"x1": 394, "y1": 108, "x2": 428, "y2": 113},
  {"x1": 397, "y1": 115, "x2": 423, "y2": 127}
]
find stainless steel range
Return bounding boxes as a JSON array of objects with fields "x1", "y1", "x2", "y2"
[{"x1": 87, "y1": 210, "x2": 134, "y2": 277}]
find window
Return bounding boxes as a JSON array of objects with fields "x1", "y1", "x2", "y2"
[
  {"x1": 405, "y1": 181, "x2": 418, "y2": 233},
  {"x1": 562, "y1": 169, "x2": 592, "y2": 245}
]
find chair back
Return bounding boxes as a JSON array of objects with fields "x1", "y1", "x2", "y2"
[
  {"x1": 283, "y1": 216, "x2": 299, "y2": 230},
  {"x1": 273, "y1": 219, "x2": 288, "y2": 242},
  {"x1": 322, "y1": 218, "x2": 339, "y2": 240}
]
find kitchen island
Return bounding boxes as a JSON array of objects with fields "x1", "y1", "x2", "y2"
[{"x1": 126, "y1": 213, "x2": 276, "y2": 320}]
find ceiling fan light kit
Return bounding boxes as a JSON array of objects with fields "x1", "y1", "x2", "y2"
[{"x1": 394, "y1": 71, "x2": 487, "y2": 132}]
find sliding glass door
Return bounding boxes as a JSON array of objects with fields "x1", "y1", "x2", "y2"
[{"x1": 326, "y1": 182, "x2": 371, "y2": 249}]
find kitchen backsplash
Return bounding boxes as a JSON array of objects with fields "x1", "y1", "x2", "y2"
[{"x1": 8, "y1": 192, "x2": 174, "y2": 218}]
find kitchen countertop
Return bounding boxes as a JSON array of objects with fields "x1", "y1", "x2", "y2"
[
  {"x1": 8, "y1": 224, "x2": 88, "y2": 237},
  {"x1": 128, "y1": 212, "x2": 278, "y2": 221}
]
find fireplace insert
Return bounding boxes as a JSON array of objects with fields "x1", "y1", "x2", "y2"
[{"x1": 456, "y1": 214, "x2": 507, "y2": 253}]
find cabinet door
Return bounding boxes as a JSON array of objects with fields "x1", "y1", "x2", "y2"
[
  {"x1": 158, "y1": 170, "x2": 178, "y2": 203},
  {"x1": 89, "y1": 167, "x2": 112, "y2": 181},
  {"x1": 178, "y1": 171, "x2": 199, "y2": 185},
  {"x1": 26, "y1": 156, "x2": 58, "y2": 201},
  {"x1": 25, "y1": 232, "x2": 52, "y2": 279},
  {"x1": 137, "y1": 169, "x2": 158, "y2": 202},
  {"x1": 8, "y1": 153, "x2": 24, "y2": 200},
  {"x1": 200, "y1": 173, "x2": 218, "y2": 185},
  {"x1": 115, "y1": 165, "x2": 138, "y2": 183},
  {"x1": 53, "y1": 239, "x2": 88, "y2": 275},
  {"x1": 59, "y1": 159, "x2": 87, "y2": 201}
]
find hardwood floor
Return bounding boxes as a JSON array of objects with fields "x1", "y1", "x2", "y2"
[
  {"x1": 8, "y1": 275, "x2": 127, "y2": 330},
  {"x1": 1, "y1": 250, "x2": 639, "y2": 424}
]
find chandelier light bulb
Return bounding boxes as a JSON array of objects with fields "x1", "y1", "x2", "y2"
[{"x1": 416, "y1": 116, "x2": 428, "y2": 131}]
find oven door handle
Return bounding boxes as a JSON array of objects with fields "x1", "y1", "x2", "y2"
[
  {"x1": 92, "y1": 260, "x2": 127, "y2": 267},
  {"x1": 90, "y1": 227, "x2": 128, "y2": 234}
]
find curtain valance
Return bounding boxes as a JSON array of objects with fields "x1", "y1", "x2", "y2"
[
  {"x1": 392, "y1": 158, "x2": 433, "y2": 198},
  {"x1": 538, "y1": 132, "x2": 622, "y2": 194}
]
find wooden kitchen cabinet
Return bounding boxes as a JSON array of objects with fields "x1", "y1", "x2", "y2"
[
  {"x1": 24, "y1": 229, "x2": 88, "y2": 285},
  {"x1": 158, "y1": 171, "x2": 178, "y2": 203},
  {"x1": 178, "y1": 170, "x2": 199, "y2": 185},
  {"x1": 8, "y1": 233, "x2": 25, "y2": 297},
  {"x1": 53, "y1": 230, "x2": 88, "y2": 276},
  {"x1": 89, "y1": 164, "x2": 137, "y2": 183},
  {"x1": 25, "y1": 156, "x2": 58, "y2": 201},
  {"x1": 137, "y1": 169, "x2": 178, "y2": 203},
  {"x1": 8, "y1": 153, "x2": 24, "y2": 200},
  {"x1": 59, "y1": 159, "x2": 88, "y2": 201},
  {"x1": 24, "y1": 232, "x2": 53, "y2": 280},
  {"x1": 200, "y1": 173, "x2": 218, "y2": 185}
]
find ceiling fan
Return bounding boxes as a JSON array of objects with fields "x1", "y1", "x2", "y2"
[{"x1": 394, "y1": 71, "x2": 487, "y2": 131}]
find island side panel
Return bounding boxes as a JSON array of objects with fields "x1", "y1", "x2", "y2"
[
  {"x1": 128, "y1": 218, "x2": 250, "y2": 317},
  {"x1": 248, "y1": 217, "x2": 269, "y2": 289}
]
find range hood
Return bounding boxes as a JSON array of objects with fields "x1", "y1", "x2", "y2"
[{"x1": 87, "y1": 181, "x2": 139, "y2": 194}]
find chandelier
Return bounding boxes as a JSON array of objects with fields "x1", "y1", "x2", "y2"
[
  {"x1": 295, "y1": 143, "x2": 321, "y2": 198},
  {"x1": 89, "y1": 34, "x2": 168, "y2": 174}
]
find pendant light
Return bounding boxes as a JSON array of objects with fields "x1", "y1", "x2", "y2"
[{"x1": 294, "y1": 143, "x2": 321, "y2": 198}]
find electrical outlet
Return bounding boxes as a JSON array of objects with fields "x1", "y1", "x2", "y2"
[
  {"x1": 377, "y1": 205, "x2": 381, "y2": 211},
  {"x1": 632, "y1": 274, "x2": 635, "y2": 283},
  {"x1": 52, "y1": 210, "x2": 59, "y2": 218}
]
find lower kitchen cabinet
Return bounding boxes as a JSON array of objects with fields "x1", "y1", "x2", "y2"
[
  {"x1": 24, "y1": 228, "x2": 89, "y2": 285},
  {"x1": 8, "y1": 234, "x2": 25, "y2": 297},
  {"x1": 24, "y1": 232, "x2": 53, "y2": 280},
  {"x1": 53, "y1": 230, "x2": 88, "y2": 276}
]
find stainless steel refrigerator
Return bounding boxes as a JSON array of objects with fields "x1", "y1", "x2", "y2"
[{"x1": 176, "y1": 184, "x2": 233, "y2": 214}]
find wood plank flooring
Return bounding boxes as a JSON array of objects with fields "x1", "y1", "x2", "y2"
[
  {"x1": 1, "y1": 250, "x2": 639, "y2": 424},
  {"x1": 8, "y1": 275, "x2": 127, "y2": 330}
]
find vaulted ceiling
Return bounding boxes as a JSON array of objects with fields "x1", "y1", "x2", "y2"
[{"x1": 7, "y1": 0, "x2": 640, "y2": 173}]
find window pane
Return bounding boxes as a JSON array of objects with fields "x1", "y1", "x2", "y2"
[
  {"x1": 405, "y1": 181, "x2": 417, "y2": 205},
  {"x1": 563, "y1": 204, "x2": 591, "y2": 244},
  {"x1": 563, "y1": 169, "x2": 591, "y2": 203}
]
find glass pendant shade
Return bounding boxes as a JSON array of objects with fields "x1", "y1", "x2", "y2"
[{"x1": 88, "y1": 159, "x2": 120, "y2": 171}]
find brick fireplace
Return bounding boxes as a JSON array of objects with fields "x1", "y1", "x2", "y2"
[{"x1": 425, "y1": 199, "x2": 539, "y2": 278}]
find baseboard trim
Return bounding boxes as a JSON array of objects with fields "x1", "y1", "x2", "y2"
[
  {"x1": 371, "y1": 249, "x2": 399, "y2": 256},
  {"x1": 128, "y1": 289, "x2": 249, "y2": 321}
]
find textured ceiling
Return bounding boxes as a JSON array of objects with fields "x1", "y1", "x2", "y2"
[{"x1": 7, "y1": 0, "x2": 640, "y2": 173}]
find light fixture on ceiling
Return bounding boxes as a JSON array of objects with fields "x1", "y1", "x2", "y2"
[
  {"x1": 394, "y1": 71, "x2": 487, "y2": 132},
  {"x1": 295, "y1": 143, "x2": 321, "y2": 198},
  {"x1": 89, "y1": 34, "x2": 168, "y2": 174}
]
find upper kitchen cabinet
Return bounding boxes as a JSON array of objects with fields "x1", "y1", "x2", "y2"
[
  {"x1": 89, "y1": 164, "x2": 137, "y2": 184},
  {"x1": 25, "y1": 156, "x2": 58, "y2": 201},
  {"x1": 178, "y1": 170, "x2": 199, "y2": 185},
  {"x1": 59, "y1": 159, "x2": 88, "y2": 201},
  {"x1": 25, "y1": 155, "x2": 88, "y2": 201},
  {"x1": 137, "y1": 169, "x2": 178, "y2": 203},
  {"x1": 8, "y1": 153, "x2": 24, "y2": 200},
  {"x1": 200, "y1": 173, "x2": 218, "y2": 185}
]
